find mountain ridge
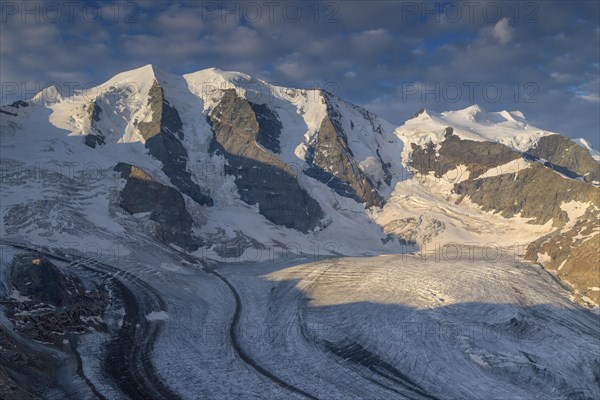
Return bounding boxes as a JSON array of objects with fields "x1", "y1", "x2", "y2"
[{"x1": 1, "y1": 64, "x2": 599, "y2": 305}]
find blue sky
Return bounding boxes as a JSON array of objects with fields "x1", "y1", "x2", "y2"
[{"x1": 1, "y1": 0, "x2": 599, "y2": 147}]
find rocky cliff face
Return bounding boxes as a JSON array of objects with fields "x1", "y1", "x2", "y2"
[
  {"x1": 9, "y1": 255, "x2": 72, "y2": 306},
  {"x1": 115, "y1": 162, "x2": 199, "y2": 250},
  {"x1": 454, "y1": 164, "x2": 598, "y2": 226},
  {"x1": 139, "y1": 81, "x2": 213, "y2": 207},
  {"x1": 526, "y1": 209, "x2": 600, "y2": 305},
  {"x1": 408, "y1": 127, "x2": 600, "y2": 306},
  {"x1": 83, "y1": 101, "x2": 105, "y2": 148},
  {"x1": 0, "y1": 100, "x2": 28, "y2": 116},
  {"x1": 525, "y1": 134, "x2": 600, "y2": 182},
  {"x1": 250, "y1": 101, "x2": 283, "y2": 153},
  {"x1": 410, "y1": 130, "x2": 599, "y2": 227},
  {"x1": 207, "y1": 89, "x2": 324, "y2": 233},
  {"x1": 304, "y1": 92, "x2": 384, "y2": 208},
  {"x1": 410, "y1": 130, "x2": 520, "y2": 178},
  {"x1": 4, "y1": 254, "x2": 108, "y2": 344}
]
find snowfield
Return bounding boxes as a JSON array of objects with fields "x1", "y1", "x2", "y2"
[{"x1": 396, "y1": 106, "x2": 553, "y2": 154}]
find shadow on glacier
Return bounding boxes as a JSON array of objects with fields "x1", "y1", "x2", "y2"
[{"x1": 223, "y1": 260, "x2": 600, "y2": 400}]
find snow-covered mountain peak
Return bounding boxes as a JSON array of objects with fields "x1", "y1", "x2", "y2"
[
  {"x1": 23, "y1": 65, "x2": 179, "y2": 147},
  {"x1": 182, "y1": 67, "x2": 275, "y2": 110},
  {"x1": 205, "y1": 67, "x2": 255, "y2": 84},
  {"x1": 397, "y1": 104, "x2": 551, "y2": 152},
  {"x1": 184, "y1": 67, "x2": 259, "y2": 91},
  {"x1": 31, "y1": 85, "x2": 63, "y2": 105},
  {"x1": 97, "y1": 64, "x2": 165, "y2": 98},
  {"x1": 447, "y1": 104, "x2": 486, "y2": 118},
  {"x1": 2, "y1": 65, "x2": 600, "y2": 311},
  {"x1": 102, "y1": 64, "x2": 157, "y2": 84},
  {"x1": 407, "y1": 107, "x2": 433, "y2": 121},
  {"x1": 497, "y1": 110, "x2": 521, "y2": 123},
  {"x1": 441, "y1": 105, "x2": 529, "y2": 124},
  {"x1": 507, "y1": 109, "x2": 526, "y2": 119}
]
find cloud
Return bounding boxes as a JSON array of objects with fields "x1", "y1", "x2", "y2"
[
  {"x1": 275, "y1": 53, "x2": 306, "y2": 80},
  {"x1": 214, "y1": 26, "x2": 263, "y2": 57},
  {"x1": 0, "y1": 1, "x2": 598, "y2": 147},
  {"x1": 577, "y1": 93, "x2": 600, "y2": 102},
  {"x1": 492, "y1": 18, "x2": 512, "y2": 45}
]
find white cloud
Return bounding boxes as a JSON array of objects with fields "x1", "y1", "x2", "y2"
[
  {"x1": 493, "y1": 18, "x2": 512, "y2": 45},
  {"x1": 275, "y1": 53, "x2": 305, "y2": 80},
  {"x1": 576, "y1": 92, "x2": 600, "y2": 102}
]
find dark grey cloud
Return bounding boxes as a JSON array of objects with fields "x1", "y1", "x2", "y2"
[{"x1": 1, "y1": 0, "x2": 598, "y2": 146}]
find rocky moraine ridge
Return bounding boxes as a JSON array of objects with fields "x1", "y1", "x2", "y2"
[{"x1": 0, "y1": 253, "x2": 109, "y2": 399}]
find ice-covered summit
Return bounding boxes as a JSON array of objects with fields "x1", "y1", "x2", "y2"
[{"x1": 398, "y1": 103, "x2": 552, "y2": 152}]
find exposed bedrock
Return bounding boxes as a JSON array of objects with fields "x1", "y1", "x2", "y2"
[
  {"x1": 207, "y1": 89, "x2": 324, "y2": 233},
  {"x1": 304, "y1": 91, "x2": 384, "y2": 208},
  {"x1": 524, "y1": 134, "x2": 600, "y2": 182},
  {"x1": 115, "y1": 162, "x2": 200, "y2": 250},
  {"x1": 4, "y1": 253, "x2": 108, "y2": 344},
  {"x1": 138, "y1": 80, "x2": 213, "y2": 206},
  {"x1": 410, "y1": 131, "x2": 520, "y2": 179},
  {"x1": 526, "y1": 208, "x2": 600, "y2": 305},
  {"x1": 410, "y1": 130, "x2": 600, "y2": 226},
  {"x1": 454, "y1": 164, "x2": 599, "y2": 226},
  {"x1": 83, "y1": 101, "x2": 105, "y2": 148}
]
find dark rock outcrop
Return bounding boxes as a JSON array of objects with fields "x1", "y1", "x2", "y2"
[
  {"x1": 410, "y1": 132, "x2": 521, "y2": 179},
  {"x1": 88, "y1": 101, "x2": 102, "y2": 124},
  {"x1": 409, "y1": 108, "x2": 426, "y2": 120},
  {"x1": 408, "y1": 128, "x2": 600, "y2": 305},
  {"x1": 83, "y1": 101, "x2": 105, "y2": 148},
  {"x1": 207, "y1": 229, "x2": 267, "y2": 259},
  {"x1": 115, "y1": 162, "x2": 199, "y2": 250},
  {"x1": 0, "y1": 327, "x2": 50, "y2": 399},
  {"x1": 5, "y1": 254, "x2": 108, "y2": 344},
  {"x1": 139, "y1": 81, "x2": 213, "y2": 206},
  {"x1": 1, "y1": 255, "x2": 107, "y2": 399},
  {"x1": 250, "y1": 102, "x2": 282, "y2": 153},
  {"x1": 409, "y1": 131, "x2": 600, "y2": 228},
  {"x1": 0, "y1": 100, "x2": 28, "y2": 116},
  {"x1": 9, "y1": 254, "x2": 72, "y2": 306},
  {"x1": 526, "y1": 208, "x2": 600, "y2": 305},
  {"x1": 84, "y1": 134, "x2": 105, "y2": 148},
  {"x1": 524, "y1": 134, "x2": 600, "y2": 182},
  {"x1": 454, "y1": 163, "x2": 599, "y2": 226},
  {"x1": 304, "y1": 91, "x2": 384, "y2": 207},
  {"x1": 207, "y1": 90, "x2": 324, "y2": 233},
  {"x1": 10, "y1": 100, "x2": 29, "y2": 109},
  {"x1": 376, "y1": 148, "x2": 393, "y2": 187},
  {"x1": 409, "y1": 130, "x2": 600, "y2": 225}
]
